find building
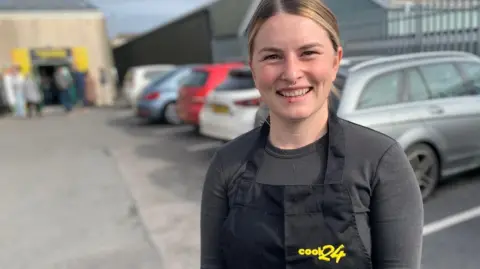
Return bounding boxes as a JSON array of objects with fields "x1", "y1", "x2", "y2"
[
  {"x1": 209, "y1": 0, "x2": 257, "y2": 62},
  {"x1": 111, "y1": 33, "x2": 139, "y2": 48},
  {"x1": 345, "y1": 0, "x2": 480, "y2": 56},
  {"x1": 0, "y1": 0, "x2": 116, "y2": 106},
  {"x1": 112, "y1": 1, "x2": 215, "y2": 85},
  {"x1": 232, "y1": 0, "x2": 388, "y2": 58}
]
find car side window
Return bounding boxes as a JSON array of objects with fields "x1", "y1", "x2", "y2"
[
  {"x1": 418, "y1": 63, "x2": 465, "y2": 99},
  {"x1": 457, "y1": 62, "x2": 480, "y2": 95},
  {"x1": 406, "y1": 68, "x2": 430, "y2": 102},
  {"x1": 357, "y1": 71, "x2": 402, "y2": 109}
]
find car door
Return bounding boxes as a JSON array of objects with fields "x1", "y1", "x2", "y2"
[
  {"x1": 417, "y1": 61, "x2": 479, "y2": 170},
  {"x1": 346, "y1": 70, "x2": 408, "y2": 139},
  {"x1": 454, "y1": 61, "x2": 480, "y2": 166}
]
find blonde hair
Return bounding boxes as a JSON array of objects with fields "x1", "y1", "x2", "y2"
[{"x1": 246, "y1": 0, "x2": 341, "y2": 98}]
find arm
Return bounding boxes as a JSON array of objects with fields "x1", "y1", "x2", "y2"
[
  {"x1": 370, "y1": 143, "x2": 424, "y2": 269},
  {"x1": 201, "y1": 153, "x2": 229, "y2": 269}
]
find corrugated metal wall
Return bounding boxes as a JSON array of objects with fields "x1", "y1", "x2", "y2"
[
  {"x1": 0, "y1": 11, "x2": 116, "y2": 105},
  {"x1": 113, "y1": 9, "x2": 213, "y2": 86},
  {"x1": 211, "y1": 35, "x2": 247, "y2": 62}
]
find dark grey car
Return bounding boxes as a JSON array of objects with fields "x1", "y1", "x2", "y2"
[{"x1": 254, "y1": 51, "x2": 480, "y2": 200}]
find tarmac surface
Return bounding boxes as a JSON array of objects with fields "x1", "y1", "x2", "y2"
[{"x1": 0, "y1": 107, "x2": 479, "y2": 269}]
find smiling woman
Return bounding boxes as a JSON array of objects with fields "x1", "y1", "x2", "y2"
[{"x1": 200, "y1": 1, "x2": 424, "y2": 269}]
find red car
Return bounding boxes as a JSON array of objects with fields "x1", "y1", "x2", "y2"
[{"x1": 177, "y1": 62, "x2": 245, "y2": 126}]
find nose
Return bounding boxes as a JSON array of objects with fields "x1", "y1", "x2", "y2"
[{"x1": 281, "y1": 56, "x2": 303, "y2": 84}]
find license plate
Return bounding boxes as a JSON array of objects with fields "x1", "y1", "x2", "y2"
[{"x1": 211, "y1": 104, "x2": 229, "y2": 114}]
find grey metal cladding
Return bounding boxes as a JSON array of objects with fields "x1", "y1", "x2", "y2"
[
  {"x1": 0, "y1": 0, "x2": 98, "y2": 10},
  {"x1": 209, "y1": 0, "x2": 254, "y2": 37}
]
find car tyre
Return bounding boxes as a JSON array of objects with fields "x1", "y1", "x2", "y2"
[
  {"x1": 405, "y1": 143, "x2": 440, "y2": 201},
  {"x1": 163, "y1": 102, "x2": 182, "y2": 125}
]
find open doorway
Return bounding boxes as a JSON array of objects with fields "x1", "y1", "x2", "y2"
[{"x1": 34, "y1": 63, "x2": 71, "y2": 106}]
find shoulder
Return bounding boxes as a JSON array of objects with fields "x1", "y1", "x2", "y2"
[
  {"x1": 338, "y1": 117, "x2": 399, "y2": 164},
  {"x1": 211, "y1": 127, "x2": 262, "y2": 179}
]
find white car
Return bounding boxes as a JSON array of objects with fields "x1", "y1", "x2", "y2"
[
  {"x1": 121, "y1": 64, "x2": 175, "y2": 107},
  {"x1": 199, "y1": 67, "x2": 260, "y2": 141}
]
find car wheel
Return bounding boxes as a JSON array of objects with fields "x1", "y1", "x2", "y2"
[
  {"x1": 163, "y1": 102, "x2": 182, "y2": 125},
  {"x1": 405, "y1": 143, "x2": 440, "y2": 201}
]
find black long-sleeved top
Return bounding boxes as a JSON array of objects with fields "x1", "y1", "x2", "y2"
[{"x1": 201, "y1": 116, "x2": 424, "y2": 269}]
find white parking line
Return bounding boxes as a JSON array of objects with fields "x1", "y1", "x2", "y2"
[
  {"x1": 186, "y1": 141, "x2": 223, "y2": 152},
  {"x1": 153, "y1": 125, "x2": 194, "y2": 135},
  {"x1": 423, "y1": 205, "x2": 480, "y2": 236}
]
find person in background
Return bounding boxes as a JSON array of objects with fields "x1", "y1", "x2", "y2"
[
  {"x1": 2, "y1": 66, "x2": 16, "y2": 114},
  {"x1": 11, "y1": 65, "x2": 26, "y2": 118},
  {"x1": 24, "y1": 72, "x2": 43, "y2": 118},
  {"x1": 0, "y1": 70, "x2": 9, "y2": 114},
  {"x1": 84, "y1": 70, "x2": 96, "y2": 107},
  {"x1": 72, "y1": 66, "x2": 85, "y2": 108},
  {"x1": 54, "y1": 66, "x2": 74, "y2": 114}
]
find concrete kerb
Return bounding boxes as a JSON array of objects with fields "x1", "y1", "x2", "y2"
[
  {"x1": 109, "y1": 148, "x2": 202, "y2": 269},
  {"x1": 110, "y1": 148, "x2": 167, "y2": 269}
]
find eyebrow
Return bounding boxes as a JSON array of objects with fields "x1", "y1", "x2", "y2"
[{"x1": 258, "y1": 42, "x2": 324, "y2": 53}]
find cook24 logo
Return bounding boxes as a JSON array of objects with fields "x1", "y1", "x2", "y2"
[{"x1": 298, "y1": 244, "x2": 346, "y2": 263}]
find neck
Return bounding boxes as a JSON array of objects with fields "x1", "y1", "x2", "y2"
[{"x1": 268, "y1": 103, "x2": 329, "y2": 150}]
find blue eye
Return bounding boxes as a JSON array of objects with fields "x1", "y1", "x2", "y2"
[
  {"x1": 263, "y1": 55, "x2": 280, "y2": 61},
  {"x1": 302, "y1": 51, "x2": 317, "y2": 56}
]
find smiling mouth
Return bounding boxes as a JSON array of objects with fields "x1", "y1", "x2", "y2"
[{"x1": 276, "y1": 87, "x2": 313, "y2": 97}]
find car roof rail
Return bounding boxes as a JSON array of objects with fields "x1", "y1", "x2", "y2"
[{"x1": 349, "y1": 51, "x2": 476, "y2": 72}]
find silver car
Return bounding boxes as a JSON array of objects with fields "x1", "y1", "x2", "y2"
[{"x1": 254, "y1": 51, "x2": 480, "y2": 200}]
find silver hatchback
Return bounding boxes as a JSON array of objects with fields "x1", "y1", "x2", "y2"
[{"x1": 255, "y1": 51, "x2": 480, "y2": 200}]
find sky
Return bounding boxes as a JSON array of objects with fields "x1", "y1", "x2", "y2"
[{"x1": 90, "y1": 0, "x2": 214, "y2": 37}]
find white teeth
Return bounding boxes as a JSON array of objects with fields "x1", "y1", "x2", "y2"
[{"x1": 279, "y1": 88, "x2": 310, "y2": 97}]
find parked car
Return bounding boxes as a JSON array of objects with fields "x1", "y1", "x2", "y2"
[
  {"x1": 176, "y1": 62, "x2": 245, "y2": 128},
  {"x1": 134, "y1": 65, "x2": 199, "y2": 124},
  {"x1": 340, "y1": 55, "x2": 384, "y2": 67},
  {"x1": 254, "y1": 51, "x2": 480, "y2": 200},
  {"x1": 121, "y1": 64, "x2": 176, "y2": 107},
  {"x1": 199, "y1": 67, "x2": 259, "y2": 141}
]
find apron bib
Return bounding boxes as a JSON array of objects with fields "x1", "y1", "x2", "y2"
[{"x1": 220, "y1": 113, "x2": 372, "y2": 269}]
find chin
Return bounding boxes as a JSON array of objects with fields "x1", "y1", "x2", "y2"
[{"x1": 279, "y1": 107, "x2": 314, "y2": 121}]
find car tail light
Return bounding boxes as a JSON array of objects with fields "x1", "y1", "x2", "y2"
[
  {"x1": 143, "y1": 92, "x2": 160, "y2": 100},
  {"x1": 234, "y1": 98, "x2": 261, "y2": 107},
  {"x1": 192, "y1": 96, "x2": 205, "y2": 103}
]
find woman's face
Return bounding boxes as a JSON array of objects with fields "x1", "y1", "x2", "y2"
[{"x1": 250, "y1": 13, "x2": 342, "y2": 121}]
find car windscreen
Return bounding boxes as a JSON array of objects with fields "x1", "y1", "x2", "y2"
[
  {"x1": 142, "y1": 68, "x2": 183, "y2": 92},
  {"x1": 182, "y1": 70, "x2": 209, "y2": 87},
  {"x1": 144, "y1": 69, "x2": 171, "y2": 80},
  {"x1": 215, "y1": 69, "x2": 255, "y2": 91}
]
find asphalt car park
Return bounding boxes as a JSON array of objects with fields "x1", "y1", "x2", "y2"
[
  {"x1": 132, "y1": 119, "x2": 480, "y2": 269},
  {"x1": 2, "y1": 108, "x2": 478, "y2": 268}
]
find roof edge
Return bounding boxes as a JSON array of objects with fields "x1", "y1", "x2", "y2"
[
  {"x1": 0, "y1": 10, "x2": 104, "y2": 18},
  {"x1": 238, "y1": 0, "x2": 261, "y2": 36},
  {"x1": 124, "y1": 0, "x2": 217, "y2": 44}
]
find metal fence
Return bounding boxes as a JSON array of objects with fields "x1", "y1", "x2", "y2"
[{"x1": 341, "y1": 0, "x2": 480, "y2": 57}]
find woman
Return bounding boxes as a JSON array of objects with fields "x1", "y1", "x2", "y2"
[
  {"x1": 54, "y1": 66, "x2": 74, "y2": 113},
  {"x1": 24, "y1": 72, "x2": 43, "y2": 118},
  {"x1": 11, "y1": 66, "x2": 26, "y2": 118},
  {"x1": 84, "y1": 70, "x2": 96, "y2": 107},
  {"x1": 200, "y1": 0, "x2": 423, "y2": 269}
]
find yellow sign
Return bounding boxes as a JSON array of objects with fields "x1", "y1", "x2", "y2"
[
  {"x1": 32, "y1": 49, "x2": 68, "y2": 59},
  {"x1": 298, "y1": 244, "x2": 346, "y2": 263},
  {"x1": 11, "y1": 48, "x2": 31, "y2": 74},
  {"x1": 72, "y1": 47, "x2": 89, "y2": 72}
]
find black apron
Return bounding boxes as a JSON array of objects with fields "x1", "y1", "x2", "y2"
[{"x1": 220, "y1": 113, "x2": 372, "y2": 269}]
